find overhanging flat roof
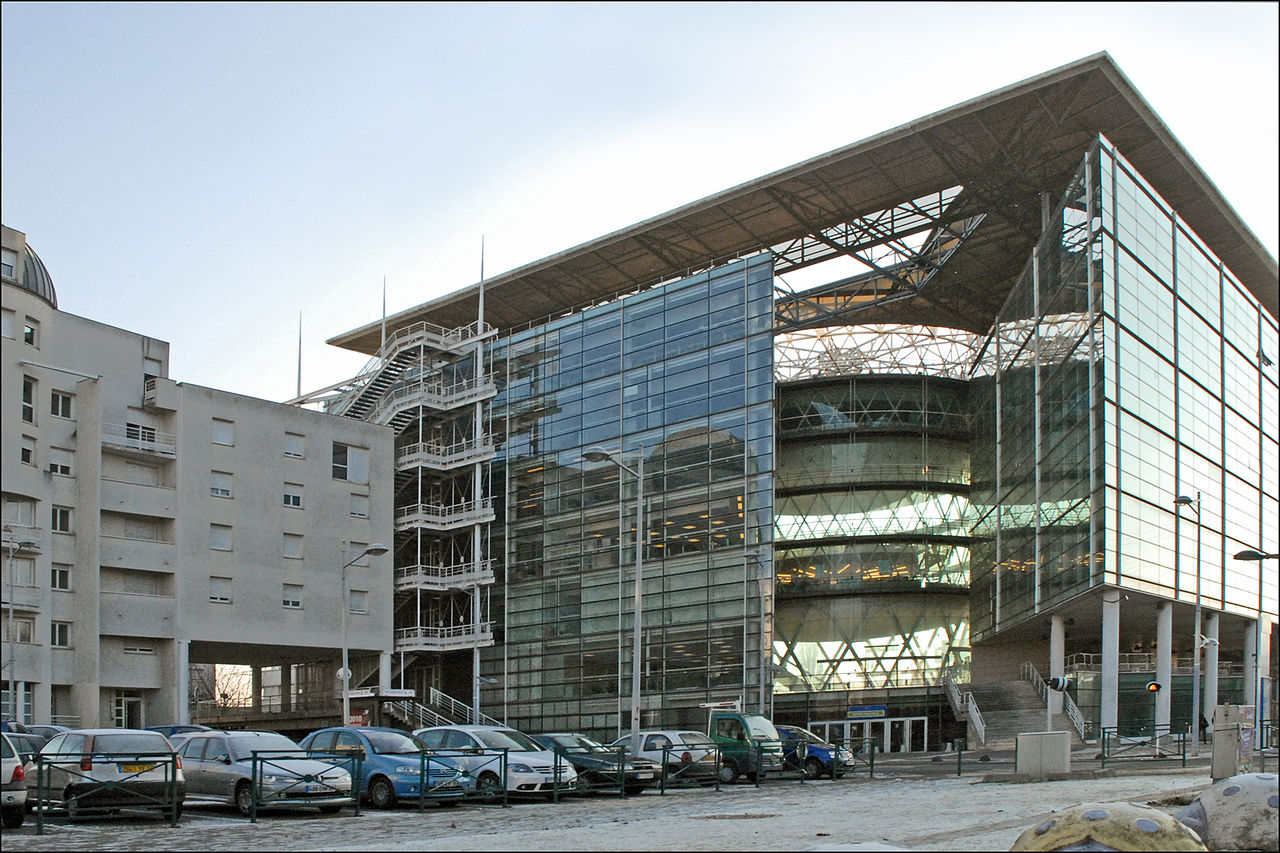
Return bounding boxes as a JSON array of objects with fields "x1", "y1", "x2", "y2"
[{"x1": 330, "y1": 52, "x2": 1277, "y2": 356}]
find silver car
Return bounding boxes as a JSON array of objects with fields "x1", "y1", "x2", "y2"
[
  {"x1": 28, "y1": 729, "x2": 185, "y2": 817},
  {"x1": 178, "y1": 731, "x2": 352, "y2": 816}
]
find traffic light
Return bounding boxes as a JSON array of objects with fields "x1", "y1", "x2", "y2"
[
  {"x1": 1046, "y1": 677, "x2": 1071, "y2": 691},
  {"x1": 1146, "y1": 681, "x2": 1162, "y2": 693}
]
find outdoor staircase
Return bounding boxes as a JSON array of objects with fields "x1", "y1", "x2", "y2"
[
  {"x1": 382, "y1": 687, "x2": 502, "y2": 732},
  {"x1": 963, "y1": 680, "x2": 1086, "y2": 752}
]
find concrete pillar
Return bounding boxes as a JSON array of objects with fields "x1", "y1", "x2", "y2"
[
  {"x1": 1049, "y1": 615, "x2": 1065, "y2": 716},
  {"x1": 1102, "y1": 589, "x2": 1120, "y2": 732},
  {"x1": 1203, "y1": 612, "x2": 1219, "y2": 722},
  {"x1": 1155, "y1": 602, "x2": 1172, "y2": 730},
  {"x1": 251, "y1": 666, "x2": 263, "y2": 712},
  {"x1": 280, "y1": 663, "x2": 292, "y2": 712},
  {"x1": 1244, "y1": 623, "x2": 1258, "y2": 708},
  {"x1": 379, "y1": 651, "x2": 392, "y2": 694},
  {"x1": 175, "y1": 640, "x2": 189, "y2": 725}
]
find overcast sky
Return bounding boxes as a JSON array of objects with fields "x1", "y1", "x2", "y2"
[{"x1": 2, "y1": 2, "x2": 1276, "y2": 403}]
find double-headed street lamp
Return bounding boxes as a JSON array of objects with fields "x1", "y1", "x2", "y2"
[
  {"x1": 1173, "y1": 494, "x2": 1203, "y2": 756},
  {"x1": 584, "y1": 447, "x2": 644, "y2": 757},
  {"x1": 1234, "y1": 548, "x2": 1278, "y2": 747},
  {"x1": 340, "y1": 543, "x2": 389, "y2": 725}
]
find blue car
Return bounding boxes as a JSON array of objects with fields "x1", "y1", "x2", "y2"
[
  {"x1": 775, "y1": 725, "x2": 854, "y2": 780},
  {"x1": 298, "y1": 726, "x2": 467, "y2": 809}
]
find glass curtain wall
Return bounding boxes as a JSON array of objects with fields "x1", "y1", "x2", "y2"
[
  {"x1": 488, "y1": 255, "x2": 775, "y2": 739},
  {"x1": 970, "y1": 135, "x2": 1279, "y2": 641}
]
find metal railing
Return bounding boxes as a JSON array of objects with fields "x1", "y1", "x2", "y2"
[
  {"x1": 31, "y1": 750, "x2": 182, "y2": 833},
  {"x1": 382, "y1": 698, "x2": 453, "y2": 730},
  {"x1": 1099, "y1": 725, "x2": 1188, "y2": 768},
  {"x1": 942, "y1": 673, "x2": 985, "y2": 745},
  {"x1": 427, "y1": 687, "x2": 502, "y2": 726},
  {"x1": 1020, "y1": 661, "x2": 1088, "y2": 741},
  {"x1": 243, "y1": 750, "x2": 360, "y2": 821}
]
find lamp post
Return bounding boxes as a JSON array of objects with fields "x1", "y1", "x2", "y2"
[
  {"x1": 4, "y1": 534, "x2": 38, "y2": 725},
  {"x1": 339, "y1": 543, "x2": 388, "y2": 726},
  {"x1": 1174, "y1": 494, "x2": 1202, "y2": 756},
  {"x1": 584, "y1": 447, "x2": 644, "y2": 757},
  {"x1": 1234, "y1": 548, "x2": 1279, "y2": 750}
]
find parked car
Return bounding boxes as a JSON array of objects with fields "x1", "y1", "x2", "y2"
[
  {"x1": 25, "y1": 725, "x2": 71, "y2": 740},
  {"x1": 413, "y1": 724, "x2": 579, "y2": 797},
  {"x1": 775, "y1": 725, "x2": 854, "y2": 779},
  {"x1": 298, "y1": 726, "x2": 467, "y2": 809},
  {"x1": 27, "y1": 728, "x2": 185, "y2": 817},
  {"x1": 530, "y1": 732, "x2": 662, "y2": 795},
  {"x1": 4, "y1": 732, "x2": 47, "y2": 767},
  {"x1": 178, "y1": 730, "x2": 352, "y2": 816},
  {"x1": 1, "y1": 733, "x2": 26, "y2": 828},
  {"x1": 606, "y1": 730, "x2": 719, "y2": 786}
]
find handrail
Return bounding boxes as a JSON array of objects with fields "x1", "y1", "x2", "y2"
[
  {"x1": 428, "y1": 686, "x2": 502, "y2": 727},
  {"x1": 1021, "y1": 660, "x2": 1087, "y2": 741},
  {"x1": 383, "y1": 698, "x2": 453, "y2": 730},
  {"x1": 941, "y1": 673, "x2": 985, "y2": 745}
]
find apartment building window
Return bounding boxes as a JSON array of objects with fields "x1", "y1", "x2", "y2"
[
  {"x1": 209, "y1": 576, "x2": 232, "y2": 603},
  {"x1": 48, "y1": 447, "x2": 72, "y2": 476},
  {"x1": 20, "y1": 435, "x2": 35, "y2": 466},
  {"x1": 23, "y1": 318, "x2": 38, "y2": 347},
  {"x1": 0, "y1": 251, "x2": 13, "y2": 279},
  {"x1": 283, "y1": 483, "x2": 304, "y2": 509},
  {"x1": 21, "y1": 376, "x2": 35, "y2": 423},
  {"x1": 210, "y1": 524, "x2": 232, "y2": 551},
  {"x1": 123, "y1": 645, "x2": 155, "y2": 655},
  {"x1": 282, "y1": 583, "x2": 303, "y2": 609},
  {"x1": 347, "y1": 542, "x2": 373, "y2": 567},
  {"x1": 349, "y1": 589, "x2": 368, "y2": 615},
  {"x1": 2, "y1": 497, "x2": 35, "y2": 528},
  {"x1": 283, "y1": 533, "x2": 303, "y2": 559},
  {"x1": 211, "y1": 418, "x2": 235, "y2": 446},
  {"x1": 349, "y1": 493, "x2": 369, "y2": 519},
  {"x1": 51, "y1": 505, "x2": 72, "y2": 534},
  {"x1": 284, "y1": 432, "x2": 305, "y2": 458},
  {"x1": 3, "y1": 615, "x2": 34, "y2": 643},
  {"x1": 331, "y1": 442, "x2": 369, "y2": 484},
  {"x1": 50, "y1": 622, "x2": 71, "y2": 648},
  {"x1": 1, "y1": 307, "x2": 13, "y2": 337},
  {"x1": 51, "y1": 564, "x2": 71, "y2": 590},
  {"x1": 143, "y1": 357, "x2": 163, "y2": 379},
  {"x1": 7, "y1": 556, "x2": 35, "y2": 587},
  {"x1": 210, "y1": 471, "x2": 233, "y2": 498},
  {"x1": 126, "y1": 422, "x2": 157, "y2": 444},
  {"x1": 50, "y1": 391, "x2": 72, "y2": 419}
]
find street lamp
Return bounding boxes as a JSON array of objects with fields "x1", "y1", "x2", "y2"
[
  {"x1": 339, "y1": 543, "x2": 388, "y2": 726},
  {"x1": 1174, "y1": 494, "x2": 1202, "y2": 756},
  {"x1": 4, "y1": 534, "x2": 38, "y2": 725},
  {"x1": 584, "y1": 447, "x2": 644, "y2": 757},
  {"x1": 1233, "y1": 548, "x2": 1279, "y2": 749}
]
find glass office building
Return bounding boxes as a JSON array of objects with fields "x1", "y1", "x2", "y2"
[{"x1": 316, "y1": 55, "x2": 1276, "y2": 746}]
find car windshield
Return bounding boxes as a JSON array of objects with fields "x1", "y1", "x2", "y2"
[
  {"x1": 229, "y1": 734, "x2": 302, "y2": 760},
  {"x1": 365, "y1": 730, "x2": 424, "y2": 755},
  {"x1": 550, "y1": 734, "x2": 605, "y2": 751},
  {"x1": 93, "y1": 733, "x2": 170, "y2": 753},
  {"x1": 676, "y1": 732, "x2": 715, "y2": 747},
  {"x1": 474, "y1": 729, "x2": 542, "y2": 751},
  {"x1": 744, "y1": 716, "x2": 779, "y2": 739}
]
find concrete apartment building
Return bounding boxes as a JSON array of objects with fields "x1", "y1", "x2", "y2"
[{"x1": 2, "y1": 224, "x2": 395, "y2": 729}]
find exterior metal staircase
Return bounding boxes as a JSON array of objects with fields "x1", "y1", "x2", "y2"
[{"x1": 382, "y1": 687, "x2": 502, "y2": 731}]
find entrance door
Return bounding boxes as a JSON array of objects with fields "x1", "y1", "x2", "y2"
[{"x1": 113, "y1": 690, "x2": 144, "y2": 728}]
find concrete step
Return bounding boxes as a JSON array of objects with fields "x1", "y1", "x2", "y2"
[{"x1": 963, "y1": 679, "x2": 1086, "y2": 751}]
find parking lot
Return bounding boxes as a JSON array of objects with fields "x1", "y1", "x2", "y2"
[{"x1": 0, "y1": 752, "x2": 1222, "y2": 852}]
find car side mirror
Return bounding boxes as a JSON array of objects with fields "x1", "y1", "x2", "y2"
[{"x1": 223, "y1": 756, "x2": 233, "y2": 765}]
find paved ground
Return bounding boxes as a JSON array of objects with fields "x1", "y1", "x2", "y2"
[{"x1": 1, "y1": 750, "x2": 1267, "y2": 851}]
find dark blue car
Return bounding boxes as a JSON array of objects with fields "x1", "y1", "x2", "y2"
[
  {"x1": 776, "y1": 725, "x2": 854, "y2": 779},
  {"x1": 298, "y1": 726, "x2": 468, "y2": 808}
]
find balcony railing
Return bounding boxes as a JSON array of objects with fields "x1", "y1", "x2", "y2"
[
  {"x1": 101, "y1": 422, "x2": 176, "y2": 458},
  {"x1": 395, "y1": 560, "x2": 495, "y2": 592},
  {"x1": 395, "y1": 499, "x2": 495, "y2": 532},
  {"x1": 395, "y1": 622, "x2": 494, "y2": 652},
  {"x1": 371, "y1": 374, "x2": 497, "y2": 423},
  {"x1": 396, "y1": 437, "x2": 495, "y2": 471}
]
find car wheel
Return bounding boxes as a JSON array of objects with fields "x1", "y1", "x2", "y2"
[
  {"x1": 718, "y1": 758, "x2": 739, "y2": 784},
  {"x1": 368, "y1": 776, "x2": 397, "y2": 809},
  {"x1": 624, "y1": 784, "x2": 645, "y2": 796},
  {"x1": 235, "y1": 781, "x2": 254, "y2": 817},
  {"x1": 2, "y1": 807, "x2": 23, "y2": 829},
  {"x1": 476, "y1": 771, "x2": 503, "y2": 797},
  {"x1": 804, "y1": 757, "x2": 823, "y2": 780}
]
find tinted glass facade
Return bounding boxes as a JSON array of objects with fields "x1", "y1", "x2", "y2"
[
  {"x1": 488, "y1": 254, "x2": 775, "y2": 736},
  {"x1": 970, "y1": 136, "x2": 1279, "y2": 639}
]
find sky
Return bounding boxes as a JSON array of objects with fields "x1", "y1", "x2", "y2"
[{"x1": 2, "y1": 1, "x2": 1277, "y2": 405}]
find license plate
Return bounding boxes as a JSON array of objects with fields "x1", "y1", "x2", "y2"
[
  {"x1": 635, "y1": 772, "x2": 654, "y2": 779},
  {"x1": 120, "y1": 763, "x2": 154, "y2": 773},
  {"x1": 303, "y1": 784, "x2": 328, "y2": 794}
]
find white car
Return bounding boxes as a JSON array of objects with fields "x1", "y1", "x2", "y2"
[
  {"x1": 413, "y1": 724, "x2": 578, "y2": 796},
  {"x1": 1, "y1": 733, "x2": 27, "y2": 828},
  {"x1": 607, "y1": 730, "x2": 720, "y2": 786}
]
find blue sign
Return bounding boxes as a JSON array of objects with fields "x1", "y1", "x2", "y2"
[{"x1": 847, "y1": 705, "x2": 888, "y2": 720}]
